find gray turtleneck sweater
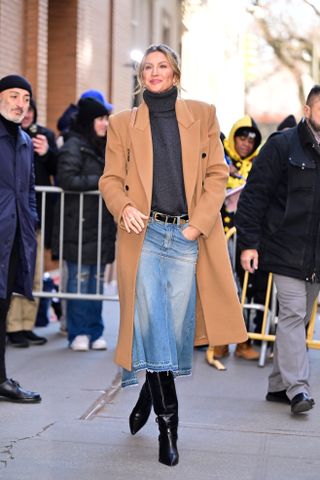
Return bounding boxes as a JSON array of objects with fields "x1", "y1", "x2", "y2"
[{"x1": 143, "y1": 87, "x2": 188, "y2": 216}]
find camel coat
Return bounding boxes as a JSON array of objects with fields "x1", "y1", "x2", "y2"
[{"x1": 99, "y1": 98, "x2": 247, "y2": 371}]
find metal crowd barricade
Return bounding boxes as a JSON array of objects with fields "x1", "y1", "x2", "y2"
[
  {"x1": 33, "y1": 186, "x2": 118, "y2": 302},
  {"x1": 226, "y1": 227, "x2": 320, "y2": 367}
]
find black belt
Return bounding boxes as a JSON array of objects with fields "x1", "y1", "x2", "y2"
[{"x1": 150, "y1": 211, "x2": 189, "y2": 225}]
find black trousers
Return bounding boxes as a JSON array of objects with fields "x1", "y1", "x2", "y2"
[{"x1": 0, "y1": 233, "x2": 20, "y2": 382}]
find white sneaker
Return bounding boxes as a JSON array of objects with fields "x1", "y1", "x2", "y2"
[
  {"x1": 70, "y1": 335, "x2": 89, "y2": 351},
  {"x1": 91, "y1": 337, "x2": 107, "y2": 350}
]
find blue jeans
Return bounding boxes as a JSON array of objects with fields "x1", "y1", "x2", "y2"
[
  {"x1": 122, "y1": 219, "x2": 198, "y2": 387},
  {"x1": 66, "y1": 262, "x2": 105, "y2": 343}
]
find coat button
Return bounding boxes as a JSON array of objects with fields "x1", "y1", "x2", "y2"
[
  {"x1": 125, "y1": 185, "x2": 129, "y2": 191},
  {"x1": 201, "y1": 153, "x2": 207, "y2": 158}
]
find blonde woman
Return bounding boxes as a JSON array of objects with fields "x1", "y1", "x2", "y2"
[{"x1": 99, "y1": 44, "x2": 247, "y2": 467}]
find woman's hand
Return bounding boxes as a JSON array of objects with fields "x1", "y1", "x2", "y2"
[
  {"x1": 182, "y1": 225, "x2": 201, "y2": 241},
  {"x1": 122, "y1": 205, "x2": 149, "y2": 234}
]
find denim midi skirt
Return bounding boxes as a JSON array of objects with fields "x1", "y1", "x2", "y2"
[{"x1": 122, "y1": 219, "x2": 198, "y2": 387}]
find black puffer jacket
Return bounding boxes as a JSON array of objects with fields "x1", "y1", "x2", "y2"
[
  {"x1": 52, "y1": 132, "x2": 116, "y2": 265},
  {"x1": 235, "y1": 119, "x2": 320, "y2": 281},
  {"x1": 23, "y1": 111, "x2": 58, "y2": 248}
]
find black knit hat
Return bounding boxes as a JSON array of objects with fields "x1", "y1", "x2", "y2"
[
  {"x1": 77, "y1": 97, "x2": 109, "y2": 125},
  {"x1": 0, "y1": 74, "x2": 32, "y2": 97},
  {"x1": 276, "y1": 114, "x2": 297, "y2": 131}
]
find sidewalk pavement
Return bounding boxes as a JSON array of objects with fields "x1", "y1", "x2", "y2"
[{"x1": 1, "y1": 298, "x2": 320, "y2": 480}]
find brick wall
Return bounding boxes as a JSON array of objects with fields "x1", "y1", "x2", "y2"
[
  {"x1": 0, "y1": 0, "x2": 24, "y2": 76},
  {"x1": 76, "y1": 0, "x2": 111, "y2": 104},
  {"x1": 76, "y1": 0, "x2": 135, "y2": 113},
  {"x1": 0, "y1": 0, "x2": 183, "y2": 129},
  {"x1": 35, "y1": 0, "x2": 48, "y2": 124},
  {"x1": 24, "y1": 0, "x2": 48, "y2": 125},
  {"x1": 47, "y1": 0, "x2": 78, "y2": 132},
  {"x1": 112, "y1": 0, "x2": 135, "y2": 111},
  {"x1": 0, "y1": 0, "x2": 49, "y2": 126}
]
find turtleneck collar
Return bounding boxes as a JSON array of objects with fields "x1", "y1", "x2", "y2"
[
  {"x1": 0, "y1": 113, "x2": 20, "y2": 141},
  {"x1": 143, "y1": 86, "x2": 177, "y2": 113}
]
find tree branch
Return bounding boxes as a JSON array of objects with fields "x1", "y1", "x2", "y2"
[{"x1": 303, "y1": 0, "x2": 320, "y2": 16}]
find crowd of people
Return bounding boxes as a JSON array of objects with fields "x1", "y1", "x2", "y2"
[{"x1": 1, "y1": 43, "x2": 320, "y2": 467}]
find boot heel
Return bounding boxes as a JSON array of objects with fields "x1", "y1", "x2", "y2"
[{"x1": 158, "y1": 420, "x2": 179, "y2": 466}]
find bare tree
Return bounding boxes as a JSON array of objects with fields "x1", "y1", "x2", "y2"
[{"x1": 248, "y1": 0, "x2": 320, "y2": 106}]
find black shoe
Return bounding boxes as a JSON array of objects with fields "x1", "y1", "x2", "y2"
[
  {"x1": 129, "y1": 381, "x2": 152, "y2": 435},
  {"x1": 23, "y1": 330, "x2": 47, "y2": 345},
  {"x1": 266, "y1": 390, "x2": 290, "y2": 404},
  {"x1": 291, "y1": 393, "x2": 315, "y2": 414},
  {"x1": 0, "y1": 379, "x2": 41, "y2": 403},
  {"x1": 7, "y1": 331, "x2": 29, "y2": 348}
]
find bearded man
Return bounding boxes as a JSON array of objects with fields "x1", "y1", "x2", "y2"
[
  {"x1": 0, "y1": 74, "x2": 41, "y2": 403},
  {"x1": 235, "y1": 85, "x2": 320, "y2": 414}
]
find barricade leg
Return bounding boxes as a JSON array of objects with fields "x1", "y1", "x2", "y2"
[{"x1": 258, "y1": 312, "x2": 271, "y2": 368}]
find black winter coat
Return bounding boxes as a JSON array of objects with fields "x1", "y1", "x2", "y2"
[
  {"x1": 0, "y1": 118, "x2": 37, "y2": 299},
  {"x1": 235, "y1": 120, "x2": 320, "y2": 281},
  {"x1": 23, "y1": 123, "x2": 58, "y2": 248},
  {"x1": 52, "y1": 132, "x2": 116, "y2": 265}
]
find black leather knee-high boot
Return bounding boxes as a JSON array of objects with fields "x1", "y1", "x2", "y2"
[
  {"x1": 129, "y1": 379, "x2": 152, "y2": 435},
  {"x1": 146, "y1": 371, "x2": 179, "y2": 467}
]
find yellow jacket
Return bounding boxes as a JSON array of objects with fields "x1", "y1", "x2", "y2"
[{"x1": 223, "y1": 115, "x2": 262, "y2": 189}]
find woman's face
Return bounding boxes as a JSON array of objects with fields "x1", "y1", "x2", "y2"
[
  {"x1": 94, "y1": 115, "x2": 109, "y2": 137},
  {"x1": 142, "y1": 51, "x2": 176, "y2": 94}
]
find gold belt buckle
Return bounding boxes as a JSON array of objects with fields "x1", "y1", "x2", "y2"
[
  {"x1": 180, "y1": 218, "x2": 187, "y2": 225},
  {"x1": 154, "y1": 212, "x2": 161, "y2": 222}
]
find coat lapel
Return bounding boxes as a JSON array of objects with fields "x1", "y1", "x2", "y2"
[
  {"x1": 129, "y1": 102, "x2": 153, "y2": 207},
  {"x1": 176, "y1": 99, "x2": 200, "y2": 211}
]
